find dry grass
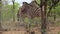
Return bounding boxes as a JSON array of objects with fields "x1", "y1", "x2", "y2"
[
  {"x1": 0, "y1": 26, "x2": 59, "y2": 34},
  {"x1": 1, "y1": 18, "x2": 60, "y2": 34}
]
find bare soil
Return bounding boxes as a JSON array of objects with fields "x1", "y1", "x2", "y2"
[{"x1": 0, "y1": 26, "x2": 60, "y2": 34}]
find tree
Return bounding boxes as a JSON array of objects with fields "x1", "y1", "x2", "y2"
[
  {"x1": 0, "y1": 1, "x2": 3, "y2": 34},
  {"x1": 40, "y1": 0, "x2": 60, "y2": 34},
  {"x1": 12, "y1": 0, "x2": 15, "y2": 22},
  {"x1": 2, "y1": 0, "x2": 8, "y2": 6},
  {"x1": 0, "y1": 0, "x2": 2, "y2": 30},
  {"x1": 1, "y1": 2, "x2": 19, "y2": 21},
  {"x1": 33, "y1": 0, "x2": 60, "y2": 34},
  {"x1": 40, "y1": 0, "x2": 47, "y2": 34}
]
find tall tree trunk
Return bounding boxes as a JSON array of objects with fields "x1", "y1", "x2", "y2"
[
  {"x1": 0, "y1": 0, "x2": 2, "y2": 30},
  {"x1": 0, "y1": 0, "x2": 2, "y2": 34},
  {"x1": 40, "y1": 0, "x2": 47, "y2": 34},
  {"x1": 12, "y1": 0, "x2": 15, "y2": 22}
]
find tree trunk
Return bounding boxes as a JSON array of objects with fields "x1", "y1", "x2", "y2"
[
  {"x1": 12, "y1": 0, "x2": 15, "y2": 22},
  {"x1": 0, "y1": 0, "x2": 2, "y2": 34},
  {"x1": 40, "y1": 0, "x2": 47, "y2": 34},
  {"x1": 0, "y1": 0, "x2": 2, "y2": 30}
]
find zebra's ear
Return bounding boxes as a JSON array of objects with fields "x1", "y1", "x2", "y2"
[
  {"x1": 23, "y1": 2, "x2": 28, "y2": 5},
  {"x1": 23, "y1": 2, "x2": 33, "y2": 7}
]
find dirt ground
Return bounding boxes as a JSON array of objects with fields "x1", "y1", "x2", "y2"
[
  {"x1": 0, "y1": 26, "x2": 60, "y2": 34},
  {"x1": 1, "y1": 18, "x2": 60, "y2": 34}
]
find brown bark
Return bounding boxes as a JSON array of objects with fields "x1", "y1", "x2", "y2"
[
  {"x1": 0, "y1": 0, "x2": 2, "y2": 29},
  {"x1": 40, "y1": 0, "x2": 47, "y2": 34}
]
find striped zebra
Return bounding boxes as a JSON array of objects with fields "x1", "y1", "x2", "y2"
[{"x1": 17, "y1": 1, "x2": 41, "y2": 21}]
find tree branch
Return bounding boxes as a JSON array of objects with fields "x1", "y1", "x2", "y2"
[{"x1": 47, "y1": 0, "x2": 60, "y2": 16}]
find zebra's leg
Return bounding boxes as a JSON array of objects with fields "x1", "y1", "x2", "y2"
[{"x1": 17, "y1": 16, "x2": 24, "y2": 22}]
